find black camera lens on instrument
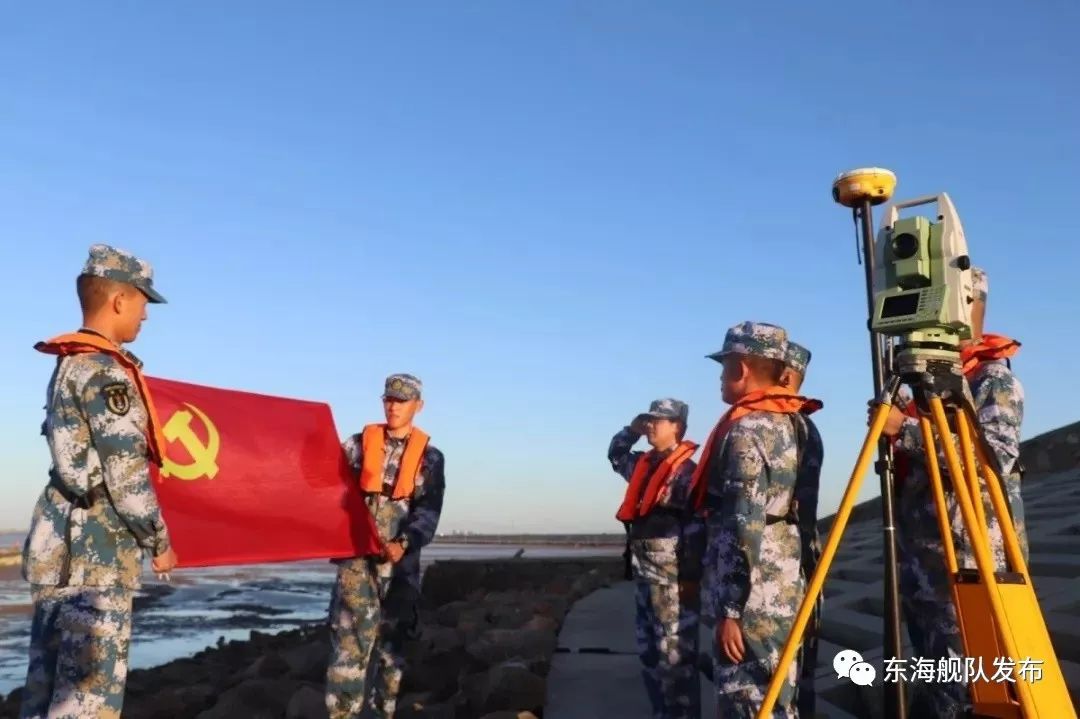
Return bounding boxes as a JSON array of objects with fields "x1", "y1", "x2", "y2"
[{"x1": 892, "y1": 232, "x2": 919, "y2": 259}]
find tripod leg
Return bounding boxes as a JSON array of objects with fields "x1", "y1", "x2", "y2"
[
  {"x1": 754, "y1": 389, "x2": 896, "y2": 719},
  {"x1": 926, "y1": 409, "x2": 1018, "y2": 714},
  {"x1": 958, "y1": 411, "x2": 1076, "y2": 718},
  {"x1": 956, "y1": 412, "x2": 991, "y2": 544},
  {"x1": 927, "y1": 397, "x2": 1038, "y2": 715},
  {"x1": 919, "y1": 416, "x2": 960, "y2": 575},
  {"x1": 958, "y1": 409, "x2": 1030, "y2": 579}
]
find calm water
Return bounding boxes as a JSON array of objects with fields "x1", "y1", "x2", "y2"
[{"x1": 0, "y1": 532, "x2": 618, "y2": 696}]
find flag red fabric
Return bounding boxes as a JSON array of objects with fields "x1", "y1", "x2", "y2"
[{"x1": 145, "y1": 376, "x2": 382, "y2": 568}]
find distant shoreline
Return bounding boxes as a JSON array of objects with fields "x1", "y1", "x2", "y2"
[
  {"x1": 0, "y1": 536, "x2": 624, "y2": 569},
  {"x1": 3, "y1": 533, "x2": 624, "y2": 544},
  {"x1": 432, "y1": 535, "x2": 624, "y2": 546}
]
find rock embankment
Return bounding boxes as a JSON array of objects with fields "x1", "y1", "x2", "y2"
[{"x1": 0, "y1": 556, "x2": 622, "y2": 719}]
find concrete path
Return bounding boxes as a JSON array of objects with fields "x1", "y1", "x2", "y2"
[
  {"x1": 544, "y1": 581, "x2": 715, "y2": 719},
  {"x1": 545, "y1": 580, "x2": 857, "y2": 719}
]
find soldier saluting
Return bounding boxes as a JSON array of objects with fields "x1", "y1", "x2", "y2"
[
  {"x1": 21, "y1": 244, "x2": 178, "y2": 718},
  {"x1": 608, "y1": 398, "x2": 704, "y2": 719}
]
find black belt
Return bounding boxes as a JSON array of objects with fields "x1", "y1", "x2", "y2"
[
  {"x1": 765, "y1": 513, "x2": 798, "y2": 525},
  {"x1": 49, "y1": 470, "x2": 109, "y2": 586},
  {"x1": 49, "y1": 470, "x2": 108, "y2": 509},
  {"x1": 766, "y1": 500, "x2": 800, "y2": 526}
]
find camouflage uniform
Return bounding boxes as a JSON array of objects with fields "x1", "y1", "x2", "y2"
[
  {"x1": 21, "y1": 245, "x2": 172, "y2": 719},
  {"x1": 325, "y1": 374, "x2": 446, "y2": 719},
  {"x1": 700, "y1": 322, "x2": 803, "y2": 719},
  {"x1": 783, "y1": 341, "x2": 824, "y2": 719},
  {"x1": 893, "y1": 267, "x2": 1027, "y2": 719},
  {"x1": 608, "y1": 398, "x2": 703, "y2": 719}
]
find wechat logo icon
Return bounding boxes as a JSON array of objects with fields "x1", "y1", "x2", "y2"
[{"x1": 833, "y1": 648, "x2": 877, "y2": 686}]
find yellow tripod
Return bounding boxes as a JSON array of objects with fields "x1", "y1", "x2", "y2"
[{"x1": 754, "y1": 374, "x2": 1076, "y2": 719}]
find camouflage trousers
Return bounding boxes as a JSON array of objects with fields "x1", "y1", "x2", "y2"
[
  {"x1": 630, "y1": 537, "x2": 701, "y2": 719},
  {"x1": 20, "y1": 585, "x2": 133, "y2": 719},
  {"x1": 708, "y1": 526, "x2": 803, "y2": 718},
  {"x1": 712, "y1": 633, "x2": 800, "y2": 719},
  {"x1": 897, "y1": 472, "x2": 1027, "y2": 719},
  {"x1": 795, "y1": 553, "x2": 822, "y2": 719},
  {"x1": 325, "y1": 557, "x2": 419, "y2": 719},
  {"x1": 711, "y1": 588, "x2": 802, "y2": 713}
]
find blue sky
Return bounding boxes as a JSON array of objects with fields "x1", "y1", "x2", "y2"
[{"x1": 2, "y1": 2, "x2": 1077, "y2": 534}]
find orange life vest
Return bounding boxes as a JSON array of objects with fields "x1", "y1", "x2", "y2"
[
  {"x1": 359, "y1": 423, "x2": 429, "y2": 500},
  {"x1": 690, "y1": 386, "x2": 823, "y2": 511},
  {"x1": 34, "y1": 331, "x2": 167, "y2": 466},
  {"x1": 615, "y1": 440, "x2": 699, "y2": 523},
  {"x1": 961, "y1": 333, "x2": 1020, "y2": 377}
]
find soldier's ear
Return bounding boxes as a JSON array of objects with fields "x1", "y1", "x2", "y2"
[
  {"x1": 110, "y1": 287, "x2": 126, "y2": 316},
  {"x1": 732, "y1": 356, "x2": 749, "y2": 383}
]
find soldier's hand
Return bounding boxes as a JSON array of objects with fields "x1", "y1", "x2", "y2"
[
  {"x1": 384, "y1": 540, "x2": 406, "y2": 564},
  {"x1": 867, "y1": 401, "x2": 907, "y2": 438},
  {"x1": 629, "y1": 415, "x2": 648, "y2": 435},
  {"x1": 152, "y1": 547, "x2": 178, "y2": 573},
  {"x1": 866, "y1": 399, "x2": 878, "y2": 426},
  {"x1": 882, "y1": 405, "x2": 907, "y2": 437},
  {"x1": 717, "y1": 618, "x2": 745, "y2": 663}
]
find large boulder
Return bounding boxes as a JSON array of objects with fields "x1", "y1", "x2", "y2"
[
  {"x1": 281, "y1": 638, "x2": 331, "y2": 682},
  {"x1": 195, "y1": 678, "x2": 301, "y2": 719},
  {"x1": 465, "y1": 628, "x2": 558, "y2": 670},
  {"x1": 464, "y1": 661, "x2": 546, "y2": 716},
  {"x1": 285, "y1": 684, "x2": 328, "y2": 719},
  {"x1": 124, "y1": 684, "x2": 216, "y2": 719}
]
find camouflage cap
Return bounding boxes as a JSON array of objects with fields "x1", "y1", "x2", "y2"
[
  {"x1": 784, "y1": 340, "x2": 812, "y2": 375},
  {"x1": 635, "y1": 398, "x2": 689, "y2": 424},
  {"x1": 971, "y1": 266, "x2": 988, "y2": 302},
  {"x1": 80, "y1": 243, "x2": 167, "y2": 303},
  {"x1": 383, "y1": 373, "x2": 422, "y2": 401},
  {"x1": 706, "y1": 321, "x2": 788, "y2": 363}
]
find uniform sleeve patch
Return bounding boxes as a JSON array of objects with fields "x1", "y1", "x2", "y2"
[{"x1": 103, "y1": 383, "x2": 131, "y2": 416}]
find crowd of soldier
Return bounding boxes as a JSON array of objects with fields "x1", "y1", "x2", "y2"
[
  {"x1": 17, "y1": 245, "x2": 1026, "y2": 719},
  {"x1": 607, "y1": 264, "x2": 1026, "y2": 719}
]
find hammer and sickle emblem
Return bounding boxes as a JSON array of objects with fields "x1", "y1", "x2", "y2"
[{"x1": 161, "y1": 402, "x2": 221, "y2": 481}]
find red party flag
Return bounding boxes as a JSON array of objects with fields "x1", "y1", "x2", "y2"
[{"x1": 145, "y1": 376, "x2": 382, "y2": 567}]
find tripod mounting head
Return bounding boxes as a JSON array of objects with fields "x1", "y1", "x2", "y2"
[{"x1": 901, "y1": 359, "x2": 975, "y2": 413}]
